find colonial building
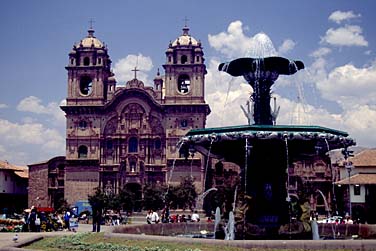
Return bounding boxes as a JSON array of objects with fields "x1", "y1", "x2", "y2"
[
  {"x1": 28, "y1": 26, "x2": 210, "y2": 208},
  {"x1": 0, "y1": 160, "x2": 28, "y2": 212},
  {"x1": 335, "y1": 149, "x2": 376, "y2": 223}
]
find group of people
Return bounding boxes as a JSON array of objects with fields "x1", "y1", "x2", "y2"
[
  {"x1": 23, "y1": 207, "x2": 65, "y2": 232},
  {"x1": 146, "y1": 209, "x2": 200, "y2": 224}
]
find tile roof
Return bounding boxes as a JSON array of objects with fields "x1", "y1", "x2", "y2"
[
  {"x1": 349, "y1": 149, "x2": 376, "y2": 166},
  {"x1": 335, "y1": 173, "x2": 376, "y2": 185},
  {"x1": 0, "y1": 160, "x2": 29, "y2": 178}
]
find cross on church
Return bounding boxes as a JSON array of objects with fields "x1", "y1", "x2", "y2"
[
  {"x1": 89, "y1": 18, "x2": 95, "y2": 29},
  {"x1": 132, "y1": 66, "x2": 140, "y2": 79},
  {"x1": 183, "y1": 16, "x2": 189, "y2": 27}
]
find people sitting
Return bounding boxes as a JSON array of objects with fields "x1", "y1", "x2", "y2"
[{"x1": 191, "y1": 210, "x2": 200, "y2": 222}]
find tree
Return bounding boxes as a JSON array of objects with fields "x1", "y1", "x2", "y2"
[
  {"x1": 173, "y1": 176, "x2": 197, "y2": 210},
  {"x1": 88, "y1": 187, "x2": 106, "y2": 212},
  {"x1": 142, "y1": 183, "x2": 167, "y2": 211},
  {"x1": 117, "y1": 186, "x2": 136, "y2": 212},
  {"x1": 55, "y1": 198, "x2": 70, "y2": 213}
]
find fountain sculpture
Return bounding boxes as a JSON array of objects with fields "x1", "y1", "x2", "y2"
[{"x1": 180, "y1": 40, "x2": 355, "y2": 239}]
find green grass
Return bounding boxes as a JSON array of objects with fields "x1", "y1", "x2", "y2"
[{"x1": 26, "y1": 233, "x2": 351, "y2": 251}]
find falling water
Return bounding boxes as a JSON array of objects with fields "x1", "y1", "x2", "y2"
[
  {"x1": 232, "y1": 186, "x2": 238, "y2": 212},
  {"x1": 317, "y1": 189, "x2": 336, "y2": 239},
  {"x1": 214, "y1": 207, "x2": 221, "y2": 233},
  {"x1": 190, "y1": 154, "x2": 194, "y2": 179},
  {"x1": 284, "y1": 136, "x2": 292, "y2": 237},
  {"x1": 166, "y1": 141, "x2": 184, "y2": 196},
  {"x1": 245, "y1": 33, "x2": 278, "y2": 58},
  {"x1": 203, "y1": 134, "x2": 216, "y2": 191},
  {"x1": 311, "y1": 220, "x2": 320, "y2": 240},
  {"x1": 225, "y1": 211, "x2": 235, "y2": 240},
  {"x1": 325, "y1": 138, "x2": 337, "y2": 215},
  {"x1": 284, "y1": 136, "x2": 291, "y2": 202}
]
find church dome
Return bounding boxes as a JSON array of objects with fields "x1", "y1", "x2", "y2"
[
  {"x1": 171, "y1": 26, "x2": 199, "y2": 46},
  {"x1": 76, "y1": 28, "x2": 104, "y2": 48}
]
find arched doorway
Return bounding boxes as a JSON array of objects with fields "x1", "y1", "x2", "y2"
[{"x1": 125, "y1": 183, "x2": 142, "y2": 212}]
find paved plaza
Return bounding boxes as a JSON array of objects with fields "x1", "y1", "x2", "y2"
[{"x1": 0, "y1": 223, "x2": 111, "y2": 250}]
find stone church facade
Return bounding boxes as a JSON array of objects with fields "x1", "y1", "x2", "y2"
[{"x1": 28, "y1": 26, "x2": 210, "y2": 208}]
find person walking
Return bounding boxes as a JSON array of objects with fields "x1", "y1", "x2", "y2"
[
  {"x1": 92, "y1": 209, "x2": 102, "y2": 232},
  {"x1": 64, "y1": 210, "x2": 71, "y2": 231}
]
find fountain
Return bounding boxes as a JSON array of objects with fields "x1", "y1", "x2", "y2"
[{"x1": 179, "y1": 35, "x2": 355, "y2": 239}]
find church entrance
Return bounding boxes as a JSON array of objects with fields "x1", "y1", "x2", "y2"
[{"x1": 125, "y1": 183, "x2": 142, "y2": 212}]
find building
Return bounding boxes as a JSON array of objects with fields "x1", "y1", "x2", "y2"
[
  {"x1": 0, "y1": 160, "x2": 28, "y2": 213},
  {"x1": 335, "y1": 149, "x2": 376, "y2": 223},
  {"x1": 28, "y1": 25, "x2": 210, "y2": 209}
]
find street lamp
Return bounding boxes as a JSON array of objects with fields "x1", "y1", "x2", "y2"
[{"x1": 345, "y1": 161, "x2": 354, "y2": 217}]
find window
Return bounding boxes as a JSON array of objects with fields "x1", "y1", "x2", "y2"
[
  {"x1": 80, "y1": 76, "x2": 93, "y2": 96},
  {"x1": 177, "y1": 74, "x2": 190, "y2": 94},
  {"x1": 79, "y1": 120, "x2": 87, "y2": 130},
  {"x1": 181, "y1": 55, "x2": 188, "y2": 64},
  {"x1": 130, "y1": 161, "x2": 136, "y2": 172},
  {"x1": 70, "y1": 58, "x2": 75, "y2": 65},
  {"x1": 98, "y1": 58, "x2": 102, "y2": 65},
  {"x1": 179, "y1": 147, "x2": 188, "y2": 158},
  {"x1": 83, "y1": 57, "x2": 90, "y2": 66},
  {"x1": 78, "y1": 145, "x2": 88, "y2": 158},
  {"x1": 128, "y1": 137, "x2": 138, "y2": 152},
  {"x1": 180, "y1": 119, "x2": 188, "y2": 128},
  {"x1": 155, "y1": 138, "x2": 161, "y2": 149},
  {"x1": 354, "y1": 185, "x2": 361, "y2": 196},
  {"x1": 106, "y1": 139, "x2": 113, "y2": 150}
]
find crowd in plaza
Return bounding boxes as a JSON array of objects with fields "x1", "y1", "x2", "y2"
[{"x1": 146, "y1": 209, "x2": 201, "y2": 224}]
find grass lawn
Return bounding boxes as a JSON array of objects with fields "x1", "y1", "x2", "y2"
[{"x1": 26, "y1": 233, "x2": 351, "y2": 251}]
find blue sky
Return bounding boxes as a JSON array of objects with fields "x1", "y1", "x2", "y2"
[{"x1": 1, "y1": 0, "x2": 376, "y2": 165}]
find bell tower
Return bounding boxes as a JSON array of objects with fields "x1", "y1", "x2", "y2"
[
  {"x1": 65, "y1": 28, "x2": 113, "y2": 105},
  {"x1": 163, "y1": 25, "x2": 206, "y2": 104}
]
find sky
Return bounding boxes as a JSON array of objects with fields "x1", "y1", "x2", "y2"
[{"x1": 1, "y1": 0, "x2": 376, "y2": 166}]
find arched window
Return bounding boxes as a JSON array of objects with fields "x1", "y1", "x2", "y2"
[
  {"x1": 106, "y1": 139, "x2": 113, "y2": 150},
  {"x1": 80, "y1": 76, "x2": 93, "y2": 95},
  {"x1": 78, "y1": 145, "x2": 88, "y2": 158},
  {"x1": 128, "y1": 137, "x2": 138, "y2": 153},
  {"x1": 70, "y1": 58, "x2": 75, "y2": 65},
  {"x1": 155, "y1": 138, "x2": 161, "y2": 150},
  {"x1": 98, "y1": 58, "x2": 102, "y2": 65},
  {"x1": 179, "y1": 147, "x2": 188, "y2": 158},
  {"x1": 83, "y1": 57, "x2": 90, "y2": 66},
  {"x1": 79, "y1": 120, "x2": 87, "y2": 130},
  {"x1": 177, "y1": 74, "x2": 190, "y2": 94},
  {"x1": 181, "y1": 55, "x2": 188, "y2": 64}
]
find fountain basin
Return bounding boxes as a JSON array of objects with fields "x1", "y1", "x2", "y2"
[
  {"x1": 180, "y1": 124, "x2": 355, "y2": 238},
  {"x1": 111, "y1": 222, "x2": 376, "y2": 239}
]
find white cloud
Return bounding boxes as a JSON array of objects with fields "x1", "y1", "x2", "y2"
[
  {"x1": 310, "y1": 47, "x2": 332, "y2": 58},
  {"x1": 17, "y1": 96, "x2": 65, "y2": 125},
  {"x1": 205, "y1": 20, "x2": 376, "y2": 147},
  {"x1": 0, "y1": 103, "x2": 8, "y2": 109},
  {"x1": 113, "y1": 54, "x2": 153, "y2": 85},
  {"x1": 278, "y1": 39, "x2": 296, "y2": 56},
  {"x1": 329, "y1": 10, "x2": 360, "y2": 24},
  {"x1": 0, "y1": 118, "x2": 65, "y2": 165},
  {"x1": 321, "y1": 25, "x2": 368, "y2": 47},
  {"x1": 316, "y1": 62, "x2": 376, "y2": 109},
  {"x1": 208, "y1": 21, "x2": 277, "y2": 59}
]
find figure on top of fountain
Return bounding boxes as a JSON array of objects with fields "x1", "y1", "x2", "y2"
[{"x1": 218, "y1": 57, "x2": 304, "y2": 78}]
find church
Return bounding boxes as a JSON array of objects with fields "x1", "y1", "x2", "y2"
[{"x1": 28, "y1": 25, "x2": 211, "y2": 209}]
